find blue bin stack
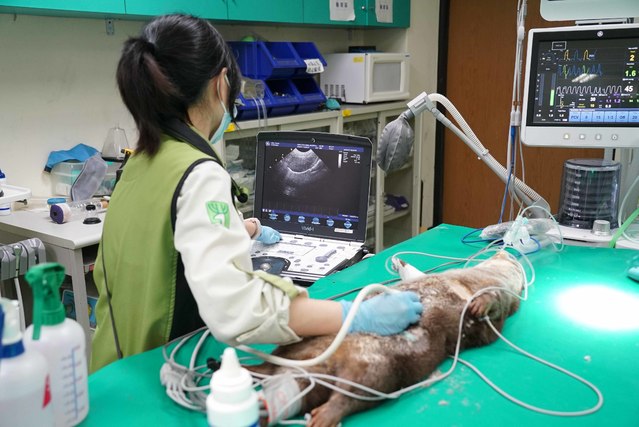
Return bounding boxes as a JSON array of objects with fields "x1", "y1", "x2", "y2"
[{"x1": 228, "y1": 41, "x2": 327, "y2": 120}]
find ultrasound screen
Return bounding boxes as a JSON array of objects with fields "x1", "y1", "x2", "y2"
[{"x1": 257, "y1": 138, "x2": 370, "y2": 238}]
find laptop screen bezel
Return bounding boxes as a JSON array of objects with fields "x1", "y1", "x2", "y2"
[{"x1": 253, "y1": 131, "x2": 372, "y2": 243}]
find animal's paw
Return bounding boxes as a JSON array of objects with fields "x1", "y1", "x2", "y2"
[
  {"x1": 468, "y1": 293, "x2": 494, "y2": 318},
  {"x1": 308, "y1": 403, "x2": 343, "y2": 427}
]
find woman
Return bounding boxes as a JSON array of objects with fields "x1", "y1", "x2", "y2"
[{"x1": 91, "y1": 14, "x2": 422, "y2": 371}]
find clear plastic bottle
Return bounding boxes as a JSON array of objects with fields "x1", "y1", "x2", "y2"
[
  {"x1": 49, "y1": 198, "x2": 108, "y2": 224},
  {"x1": 207, "y1": 347, "x2": 259, "y2": 427},
  {"x1": 24, "y1": 263, "x2": 89, "y2": 427},
  {"x1": 0, "y1": 298, "x2": 54, "y2": 427}
]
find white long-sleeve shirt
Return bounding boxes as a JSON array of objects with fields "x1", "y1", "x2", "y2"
[{"x1": 174, "y1": 160, "x2": 307, "y2": 346}]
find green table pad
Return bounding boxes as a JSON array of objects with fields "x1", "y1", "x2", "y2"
[{"x1": 85, "y1": 224, "x2": 639, "y2": 426}]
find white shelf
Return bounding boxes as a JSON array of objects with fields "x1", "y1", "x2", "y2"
[{"x1": 0, "y1": 184, "x2": 31, "y2": 205}]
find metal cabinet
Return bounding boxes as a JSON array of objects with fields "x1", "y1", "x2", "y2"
[
  {"x1": 0, "y1": 0, "x2": 125, "y2": 15},
  {"x1": 127, "y1": 0, "x2": 304, "y2": 23},
  {"x1": 124, "y1": 0, "x2": 227, "y2": 19},
  {"x1": 303, "y1": 0, "x2": 410, "y2": 28},
  {"x1": 227, "y1": 0, "x2": 304, "y2": 24}
]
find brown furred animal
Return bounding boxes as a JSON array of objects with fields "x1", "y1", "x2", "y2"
[{"x1": 251, "y1": 251, "x2": 526, "y2": 427}]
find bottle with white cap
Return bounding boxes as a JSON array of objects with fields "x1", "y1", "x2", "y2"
[
  {"x1": 206, "y1": 347, "x2": 259, "y2": 427},
  {"x1": 0, "y1": 298, "x2": 54, "y2": 427}
]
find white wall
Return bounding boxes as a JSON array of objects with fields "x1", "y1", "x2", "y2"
[{"x1": 0, "y1": 3, "x2": 439, "y2": 222}]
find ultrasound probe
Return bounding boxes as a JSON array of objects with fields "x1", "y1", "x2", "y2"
[{"x1": 315, "y1": 249, "x2": 336, "y2": 263}]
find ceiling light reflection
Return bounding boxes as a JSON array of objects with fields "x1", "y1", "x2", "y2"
[{"x1": 556, "y1": 285, "x2": 639, "y2": 331}]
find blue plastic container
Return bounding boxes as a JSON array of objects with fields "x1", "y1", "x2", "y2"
[
  {"x1": 236, "y1": 86, "x2": 272, "y2": 121},
  {"x1": 291, "y1": 42, "x2": 328, "y2": 77},
  {"x1": 265, "y1": 79, "x2": 299, "y2": 116},
  {"x1": 291, "y1": 77, "x2": 326, "y2": 114},
  {"x1": 229, "y1": 41, "x2": 304, "y2": 80}
]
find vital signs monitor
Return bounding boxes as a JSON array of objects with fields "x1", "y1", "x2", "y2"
[{"x1": 520, "y1": 24, "x2": 639, "y2": 148}]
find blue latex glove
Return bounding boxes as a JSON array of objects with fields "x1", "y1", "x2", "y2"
[
  {"x1": 256, "y1": 226, "x2": 281, "y2": 245},
  {"x1": 340, "y1": 291, "x2": 423, "y2": 336}
]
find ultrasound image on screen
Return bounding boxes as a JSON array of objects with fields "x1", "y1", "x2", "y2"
[{"x1": 261, "y1": 142, "x2": 365, "y2": 226}]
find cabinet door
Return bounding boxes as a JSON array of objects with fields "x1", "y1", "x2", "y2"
[
  {"x1": 303, "y1": 0, "x2": 368, "y2": 26},
  {"x1": 0, "y1": 0, "x2": 125, "y2": 14},
  {"x1": 365, "y1": 0, "x2": 410, "y2": 28},
  {"x1": 227, "y1": 0, "x2": 303, "y2": 24},
  {"x1": 125, "y1": 0, "x2": 227, "y2": 19}
]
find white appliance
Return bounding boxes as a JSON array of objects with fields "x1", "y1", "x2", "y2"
[{"x1": 320, "y1": 52, "x2": 410, "y2": 104}]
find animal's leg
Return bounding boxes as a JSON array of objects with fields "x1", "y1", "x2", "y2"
[{"x1": 308, "y1": 391, "x2": 377, "y2": 427}]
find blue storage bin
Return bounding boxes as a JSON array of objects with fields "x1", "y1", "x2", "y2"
[
  {"x1": 265, "y1": 79, "x2": 299, "y2": 116},
  {"x1": 291, "y1": 42, "x2": 327, "y2": 77},
  {"x1": 291, "y1": 77, "x2": 326, "y2": 114},
  {"x1": 228, "y1": 41, "x2": 304, "y2": 80},
  {"x1": 236, "y1": 92, "x2": 272, "y2": 121}
]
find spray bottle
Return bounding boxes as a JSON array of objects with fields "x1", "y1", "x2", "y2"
[
  {"x1": 207, "y1": 347, "x2": 259, "y2": 427},
  {"x1": 0, "y1": 298, "x2": 54, "y2": 427},
  {"x1": 23, "y1": 263, "x2": 89, "y2": 427}
]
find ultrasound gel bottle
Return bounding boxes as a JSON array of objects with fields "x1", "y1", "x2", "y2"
[
  {"x1": 207, "y1": 347, "x2": 259, "y2": 427},
  {"x1": 0, "y1": 298, "x2": 54, "y2": 427}
]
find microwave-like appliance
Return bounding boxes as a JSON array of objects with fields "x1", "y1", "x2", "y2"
[{"x1": 320, "y1": 52, "x2": 411, "y2": 104}]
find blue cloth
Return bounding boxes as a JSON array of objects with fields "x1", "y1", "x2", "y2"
[{"x1": 44, "y1": 143, "x2": 100, "y2": 172}]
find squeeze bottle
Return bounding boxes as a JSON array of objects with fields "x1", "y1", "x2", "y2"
[
  {"x1": 24, "y1": 263, "x2": 89, "y2": 427},
  {"x1": 0, "y1": 298, "x2": 54, "y2": 427},
  {"x1": 207, "y1": 347, "x2": 260, "y2": 427}
]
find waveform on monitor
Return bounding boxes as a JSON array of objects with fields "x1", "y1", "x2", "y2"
[
  {"x1": 558, "y1": 63, "x2": 604, "y2": 79},
  {"x1": 555, "y1": 85, "x2": 623, "y2": 96}
]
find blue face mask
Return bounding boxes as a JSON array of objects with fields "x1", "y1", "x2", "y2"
[{"x1": 210, "y1": 75, "x2": 236, "y2": 145}]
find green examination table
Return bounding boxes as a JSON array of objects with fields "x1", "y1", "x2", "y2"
[{"x1": 85, "y1": 224, "x2": 639, "y2": 426}]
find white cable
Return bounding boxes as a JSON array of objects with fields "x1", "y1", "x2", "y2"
[
  {"x1": 12, "y1": 245, "x2": 26, "y2": 332},
  {"x1": 384, "y1": 250, "x2": 483, "y2": 276},
  {"x1": 260, "y1": 97, "x2": 268, "y2": 127},
  {"x1": 456, "y1": 317, "x2": 604, "y2": 417},
  {"x1": 13, "y1": 278, "x2": 25, "y2": 332},
  {"x1": 236, "y1": 283, "x2": 398, "y2": 368},
  {"x1": 619, "y1": 173, "x2": 639, "y2": 243}
]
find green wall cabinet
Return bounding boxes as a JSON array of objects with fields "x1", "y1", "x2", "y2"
[
  {"x1": 0, "y1": 0, "x2": 409, "y2": 27},
  {"x1": 0, "y1": 0, "x2": 125, "y2": 15},
  {"x1": 227, "y1": 0, "x2": 304, "y2": 24},
  {"x1": 303, "y1": 0, "x2": 410, "y2": 28},
  {"x1": 125, "y1": 0, "x2": 227, "y2": 20}
]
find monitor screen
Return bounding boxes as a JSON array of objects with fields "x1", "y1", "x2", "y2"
[
  {"x1": 540, "y1": 0, "x2": 639, "y2": 22},
  {"x1": 521, "y1": 24, "x2": 639, "y2": 148},
  {"x1": 254, "y1": 131, "x2": 372, "y2": 242}
]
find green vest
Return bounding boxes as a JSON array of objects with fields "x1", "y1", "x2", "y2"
[{"x1": 90, "y1": 136, "x2": 215, "y2": 372}]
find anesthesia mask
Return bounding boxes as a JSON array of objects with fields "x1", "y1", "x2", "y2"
[{"x1": 377, "y1": 111, "x2": 414, "y2": 173}]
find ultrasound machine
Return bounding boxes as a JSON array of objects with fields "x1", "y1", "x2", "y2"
[{"x1": 250, "y1": 131, "x2": 373, "y2": 284}]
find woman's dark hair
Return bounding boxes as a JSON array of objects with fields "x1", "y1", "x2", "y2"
[{"x1": 116, "y1": 14, "x2": 241, "y2": 156}]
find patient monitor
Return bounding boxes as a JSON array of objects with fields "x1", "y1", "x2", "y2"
[{"x1": 521, "y1": 24, "x2": 639, "y2": 148}]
